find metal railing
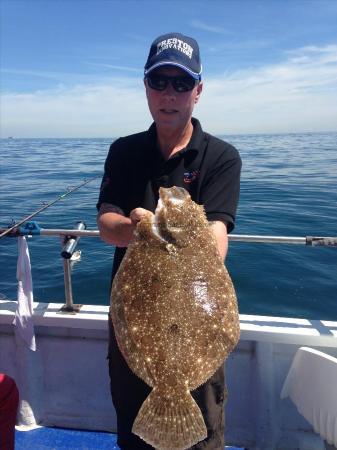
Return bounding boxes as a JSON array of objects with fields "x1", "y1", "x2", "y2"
[{"x1": 2, "y1": 220, "x2": 337, "y2": 313}]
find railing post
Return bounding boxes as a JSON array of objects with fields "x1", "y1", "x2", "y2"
[{"x1": 62, "y1": 258, "x2": 79, "y2": 312}]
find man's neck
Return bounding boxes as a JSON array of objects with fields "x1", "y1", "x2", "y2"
[{"x1": 156, "y1": 120, "x2": 194, "y2": 160}]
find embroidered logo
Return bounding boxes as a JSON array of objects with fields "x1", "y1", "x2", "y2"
[
  {"x1": 183, "y1": 170, "x2": 199, "y2": 184},
  {"x1": 157, "y1": 38, "x2": 193, "y2": 59}
]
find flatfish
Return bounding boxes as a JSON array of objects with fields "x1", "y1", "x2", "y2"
[{"x1": 110, "y1": 186, "x2": 240, "y2": 450}]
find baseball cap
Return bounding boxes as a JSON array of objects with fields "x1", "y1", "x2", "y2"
[{"x1": 144, "y1": 32, "x2": 202, "y2": 80}]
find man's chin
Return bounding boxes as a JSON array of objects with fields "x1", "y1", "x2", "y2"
[{"x1": 156, "y1": 116, "x2": 180, "y2": 129}]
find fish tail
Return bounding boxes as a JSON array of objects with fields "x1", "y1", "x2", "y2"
[{"x1": 132, "y1": 386, "x2": 207, "y2": 450}]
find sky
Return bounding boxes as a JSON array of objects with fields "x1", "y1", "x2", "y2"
[{"x1": 1, "y1": 0, "x2": 337, "y2": 137}]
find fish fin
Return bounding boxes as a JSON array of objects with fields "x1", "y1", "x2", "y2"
[{"x1": 132, "y1": 386, "x2": 207, "y2": 450}]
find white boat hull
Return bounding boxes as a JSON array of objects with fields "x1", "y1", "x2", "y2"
[{"x1": 1, "y1": 300, "x2": 337, "y2": 449}]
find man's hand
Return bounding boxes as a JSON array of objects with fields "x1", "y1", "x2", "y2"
[
  {"x1": 130, "y1": 208, "x2": 154, "y2": 226},
  {"x1": 97, "y1": 203, "x2": 153, "y2": 247}
]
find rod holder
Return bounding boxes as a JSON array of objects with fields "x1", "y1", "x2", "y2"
[
  {"x1": 61, "y1": 221, "x2": 86, "y2": 258},
  {"x1": 59, "y1": 221, "x2": 85, "y2": 314}
]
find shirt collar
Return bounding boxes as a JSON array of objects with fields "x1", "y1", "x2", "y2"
[
  {"x1": 147, "y1": 117, "x2": 204, "y2": 159},
  {"x1": 187, "y1": 117, "x2": 204, "y2": 151}
]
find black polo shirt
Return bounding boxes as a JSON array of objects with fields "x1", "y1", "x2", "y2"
[{"x1": 97, "y1": 117, "x2": 241, "y2": 279}]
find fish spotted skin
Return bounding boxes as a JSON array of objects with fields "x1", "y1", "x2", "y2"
[{"x1": 110, "y1": 186, "x2": 240, "y2": 450}]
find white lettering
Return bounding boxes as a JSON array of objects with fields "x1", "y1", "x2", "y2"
[{"x1": 156, "y1": 38, "x2": 193, "y2": 59}]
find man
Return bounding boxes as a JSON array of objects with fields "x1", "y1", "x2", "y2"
[{"x1": 97, "y1": 32, "x2": 241, "y2": 450}]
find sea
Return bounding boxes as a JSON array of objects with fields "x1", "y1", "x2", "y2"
[{"x1": 1, "y1": 132, "x2": 336, "y2": 320}]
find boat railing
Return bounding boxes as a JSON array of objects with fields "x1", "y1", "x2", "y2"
[{"x1": 1, "y1": 220, "x2": 337, "y2": 313}]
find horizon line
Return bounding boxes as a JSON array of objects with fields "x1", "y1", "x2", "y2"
[{"x1": 2, "y1": 129, "x2": 337, "y2": 140}]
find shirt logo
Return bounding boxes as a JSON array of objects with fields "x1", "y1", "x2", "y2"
[
  {"x1": 183, "y1": 170, "x2": 199, "y2": 184},
  {"x1": 157, "y1": 38, "x2": 193, "y2": 59}
]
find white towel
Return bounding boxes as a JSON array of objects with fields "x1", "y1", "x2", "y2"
[{"x1": 13, "y1": 236, "x2": 36, "y2": 351}]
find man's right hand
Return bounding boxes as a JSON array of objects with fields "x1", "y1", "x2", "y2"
[
  {"x1": 97, "y1": 204, "x2": 153, "y2": 247},
  {"x1": 129, "y1": 208, "x2": 153, "y2": 226},
  {"x1": 97, "y1": 203, "x2": 134, "y2": 247}
]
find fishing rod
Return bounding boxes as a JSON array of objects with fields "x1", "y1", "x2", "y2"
[{"x1": 0, "y1": 176, "x2": 101, "y2": 239}]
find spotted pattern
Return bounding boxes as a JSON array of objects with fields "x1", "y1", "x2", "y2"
[{"x1": 110, "y1": 187, "x2": 240, "y2": 450}]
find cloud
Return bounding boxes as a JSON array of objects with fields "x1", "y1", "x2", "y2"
[
  {"x1": 1, "y1": 79, "x2": 151, "y2": 138},
  {"x1": 2, "y1": 68, "x2": 80, "y2": 81},
  {"x1": 86, "y1": 63, "x2": 141, "y2": 73},
  {"x1": 1, "y1": 45, "x2": 337, "y2": 137},
  {"x1": 286, "y1": 45, "x2": 337, "y2": 65},
  {"x1": 197, "y1": 44, "x2": 337, "y2": 134},
  {"x1": 190, "y1": 19, "x2": 231, "y2": 35}
]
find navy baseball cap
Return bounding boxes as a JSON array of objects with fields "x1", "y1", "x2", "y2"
[{"x1": 144, "y1": 32, "x2": 202, "y2": 80}]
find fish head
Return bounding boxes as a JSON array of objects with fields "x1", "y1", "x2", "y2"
[
  {"x1": 159, "y1": 186, "x2": 190, "y2": 208},
  {"x1": 154, "y1": 186, "x2": 206, "y2": 246}
]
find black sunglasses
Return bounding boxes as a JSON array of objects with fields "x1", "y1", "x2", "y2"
[{"x1": 146, "y1": 73, "x2": 198, "y2": 93}]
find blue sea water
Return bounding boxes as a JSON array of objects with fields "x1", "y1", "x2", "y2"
[{"x1": 1, "y1": 133, "x2": 337, "y2": 320}]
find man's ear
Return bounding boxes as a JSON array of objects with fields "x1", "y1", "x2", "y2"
[{"x1": 195, "y1": 81, "x2": 203, "y2": 104}]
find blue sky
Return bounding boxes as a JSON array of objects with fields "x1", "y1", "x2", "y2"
[{"x1": 1, "y1": 0, "x2": 337, "y2": 137}]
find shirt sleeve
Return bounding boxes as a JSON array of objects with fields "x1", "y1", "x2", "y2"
[
  {"x1": 96, "y1": 138, "x2": 127, "y2": 212},
  {"x1": 200, "y1": 144, "x2": 242, "y2": 233}
]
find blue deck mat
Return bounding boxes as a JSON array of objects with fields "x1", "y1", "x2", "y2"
[{"x1": 15, "y1": 427, "x2": 243, "y2": 449}]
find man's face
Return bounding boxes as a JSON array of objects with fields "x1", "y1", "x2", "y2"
[{"x1": 144, "y1": 66, "x2": 203, "y2": 132}]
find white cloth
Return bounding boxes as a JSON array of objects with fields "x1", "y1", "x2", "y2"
[{"x1": 13, "y1": 236, "x2": 36, "y2": 351}]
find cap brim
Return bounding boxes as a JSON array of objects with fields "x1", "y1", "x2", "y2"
[{"x1": 144, "y1": 61, "x2": 201, "y2": 80}]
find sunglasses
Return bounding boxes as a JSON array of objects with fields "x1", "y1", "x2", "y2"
[{"x1": 146, "y1": 73, "x2": 198, "y2": 93}]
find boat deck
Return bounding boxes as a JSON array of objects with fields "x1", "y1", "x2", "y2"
[{"x1": 15, "y1": 426, "x2": 243, "y2": 449}]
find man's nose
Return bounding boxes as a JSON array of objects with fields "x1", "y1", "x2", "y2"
[{"x1": 162, "y1": 81, "x2": 177, "y2": 97}]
